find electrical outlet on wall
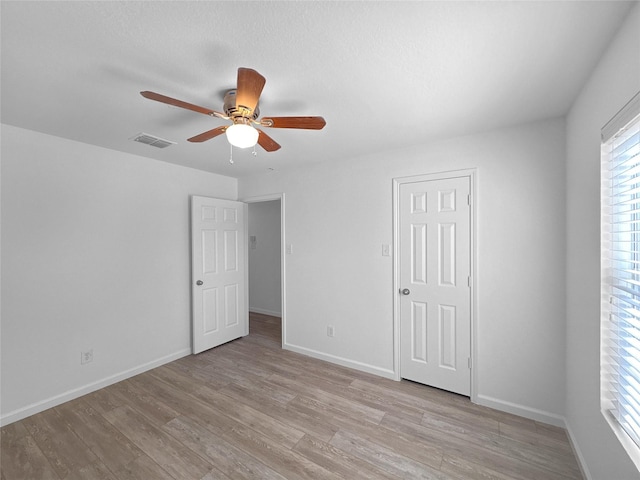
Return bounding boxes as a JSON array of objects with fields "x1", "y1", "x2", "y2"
[
  {"x1": 81, "y1": 349, "x2": 93, "y2": 365},
  {"x1": 327, "y1": 325, "x2": 335, "y2": 337}
]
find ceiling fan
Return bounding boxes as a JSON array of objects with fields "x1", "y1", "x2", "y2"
[{"x1": 140, "y1": 67, "x2": 326, "y2": 152}]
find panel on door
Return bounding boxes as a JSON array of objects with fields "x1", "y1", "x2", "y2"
[
  {"x1": 192, "y1": 196, "x2": 248, "y2": 354},
  {"x1": 399, "y1": 176, "x2": 471, "y2": 396}
]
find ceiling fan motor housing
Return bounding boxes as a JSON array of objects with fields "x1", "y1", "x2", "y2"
[{"x1": 223, "y1": 90, "x2": 259, "y2": 121}]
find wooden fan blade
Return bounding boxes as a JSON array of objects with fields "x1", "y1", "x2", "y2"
[
  {"x1": 256, "y1": 129, "x2": 281, "y2": 152},
  {"x1": 188, "y1": 126, "x2": 228, "y2": 142},
  {"x1": 140, "y1": 91, "x2": 225, "y2": 118},
  {"x1": 235, "y1": 68, "x2": 266, "y2": 115},
  {"x1": 260, "y1": 116, "x2": 326, "y2": 130}
]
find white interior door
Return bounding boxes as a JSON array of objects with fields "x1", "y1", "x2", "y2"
[
  {"x1": 399, "y1": 176, "x2": 471, "y2": 396},
  {"x1": 191, "y1": 196, "x2": 248, "y2": 354}
]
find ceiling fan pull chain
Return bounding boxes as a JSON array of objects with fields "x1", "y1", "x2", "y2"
[
  {"x1": 229, "y1": 144, "x2": 234, "y2": 164},
  {"x1": 252, "y1": 145, "x2": 257, "y2": 157}
]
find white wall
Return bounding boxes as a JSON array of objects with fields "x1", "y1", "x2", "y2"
[
  {"x1": 565, "y1": 4, "x2": 640, "y2": 479},
  {"x1": 239, "y1": 116, "x2": 567, "y2": 423},
  {"x1": 0, "y1": 125, "x2": 237, "y2": 424},
  {"x1": 248, "y1": 200, "x2": 282, "y2": 316}
]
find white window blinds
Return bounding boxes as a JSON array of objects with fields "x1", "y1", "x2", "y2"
[{"x1": 602, "y1": 91, "x2": 640, "y2": 449}]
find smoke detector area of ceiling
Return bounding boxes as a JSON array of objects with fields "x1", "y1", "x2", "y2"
[{"x1": 130, "y1": 132, "x2": 177, "y2": 149}]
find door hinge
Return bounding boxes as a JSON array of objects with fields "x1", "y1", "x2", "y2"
[
  {"x1": 467, "y1": 194, "x2": 471, "y2": 206},
  {"x1": 467, "y1": 276, "x2": 471, "y2": 287},
  {"x1": 468, "y1": 357, "x2": 472, "y2": 369}
]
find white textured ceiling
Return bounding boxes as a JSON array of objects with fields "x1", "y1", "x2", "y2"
[{"x1": 1, "y1": 1, "x2": 635, "y2": 178}]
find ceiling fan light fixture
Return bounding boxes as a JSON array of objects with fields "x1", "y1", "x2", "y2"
[
  {"x1": 141, "y1": 68, "x2": 325, "y2": 154},
  {"x1": 226, "y1": 123, "x2": 259, "y2": 148}
]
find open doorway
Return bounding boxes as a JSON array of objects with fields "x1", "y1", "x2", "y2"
[{"x1": 246, "y1": 196, "x2": 283, "y2": 347}]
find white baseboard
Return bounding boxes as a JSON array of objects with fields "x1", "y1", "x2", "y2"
[
  {"x1": 283, "y1": 342, "x2": 395, "y2": 379},
  {"x1": 564, "y1": 421, "x2": 593, "y2": 480},
  {"x1": 475, "y1": 393, "x2": 566, "y2": 428},
  {"x1": 0, "y1": 348, "x2": 192, "y2": 426},
  {"x1": 475, "y1": 396, "x2": 593, "y2": 478},
  {"x1": 249, "y1": 307, "x2": 282, "y2": 317}
]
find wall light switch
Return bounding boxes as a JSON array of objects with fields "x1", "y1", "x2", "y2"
[
  {"x1": 382, "y1": 244, "x2": 390, "y2": 256},
  {"x1": 286, "y1": 244, "x2": 293, "y2": 255}
]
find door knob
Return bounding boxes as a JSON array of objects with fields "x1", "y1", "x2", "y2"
[
  {"x1": 401, "y1": 288, "x2": 410, "y2": 295},
  {"x1": 196, "y1": 280, "x2": 203, "y2": 286}
]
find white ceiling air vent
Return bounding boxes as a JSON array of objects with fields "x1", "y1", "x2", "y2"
[{"x1": 130, "y1": 132, "x2": 176, "y2": 149}]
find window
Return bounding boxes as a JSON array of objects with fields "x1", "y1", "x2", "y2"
[{"x1": 602, "y1": 91, "x2": 640, "y2": 453}]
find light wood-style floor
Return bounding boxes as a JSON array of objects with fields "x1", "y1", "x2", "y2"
[{"x1": 1, "y1": 312, "x2": 583, "y2": 480}]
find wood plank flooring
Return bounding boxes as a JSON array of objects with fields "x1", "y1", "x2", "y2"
[{"x1": 1, "y1": 312, "x2": 583, "y2": 479}]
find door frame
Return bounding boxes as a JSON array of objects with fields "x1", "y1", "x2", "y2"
[
  {"x1": 240, "y1": 193, "x2": 286, "y2": 347},
  {"x1": 392, "y1": 168, "x2": 478, "y2": 401}
]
